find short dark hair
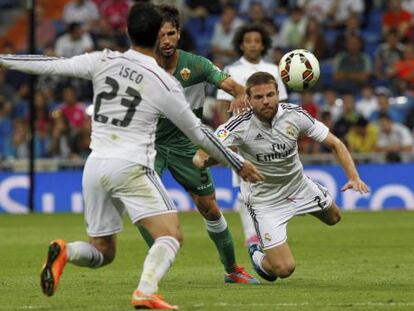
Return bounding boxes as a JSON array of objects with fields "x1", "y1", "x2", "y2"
[
  {"x1": 158, "y1": 4, "x2": 180, "y2": 30},
  {"x1": 127, "y1": 2, "x2": 163, "y2": 48},
  {"x1": 246, "y1": 72, "x2": 278, "y2": 96},
  {"x1": 232, "y1": 23, "x2": 272, "y2": 57}
]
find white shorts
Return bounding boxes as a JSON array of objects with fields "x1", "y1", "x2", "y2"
[
  {"x1": 245, "y1": 177, "x2": 333, "y2": 250},
  {"x1": 82, "y1": 157, "x2": 177, "y2": 237}
]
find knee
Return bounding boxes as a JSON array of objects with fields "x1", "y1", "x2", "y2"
[
  {"x1": 99, "y1": 247, "x2": 116, "y2": 266},
  {"x1": 196, "y1": 199, "x2": 221, "y2": 221},
  {"x1": 270, "y1": 262, "x2": 295, "y2": 279},
  {"x1": 327, "y1": 209, "x2": 342, "y2": 226}
]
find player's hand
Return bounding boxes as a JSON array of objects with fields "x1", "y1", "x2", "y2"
[
  {"x1": 238, "y1": 160, "x2": 265, "y2": 183},
  {"x1": 341, "y1": 178, "x2": 369, "y2": 194},
  {"x1": 193, "y1": 149, "x2": 210, "y2": 169},
  {"x1": 228, "y1": 94, "x2": 250, "y2": 115}
]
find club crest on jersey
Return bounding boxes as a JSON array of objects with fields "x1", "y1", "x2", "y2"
[
  {"x1": 264, "y1": 233, "x2": 272, "y2": 242},
  {"x1": 180, "y1": 68, "x2": 191, "y2": 81},
  {"x1": 216, "y1": 128, "x2": 229, "y2": 140},
  {"x1": 286, "y1": 125, "x2": 295, "y2": 138}
]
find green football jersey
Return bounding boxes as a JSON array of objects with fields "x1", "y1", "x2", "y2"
[{"x1": 155, "y1": 50, "x2": 228, "y2": 149}]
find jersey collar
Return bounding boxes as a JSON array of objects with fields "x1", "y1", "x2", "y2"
[{"x1": 126, "y1": 49, "x2": 158, "y2": 65}]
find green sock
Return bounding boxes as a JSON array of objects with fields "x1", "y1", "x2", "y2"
[
  {"x1": 205, "y1": 216, "x2": 236, "y2": 274},
  {"x1": 137, "y1": 224, "x2": 155, "y2": 247}
]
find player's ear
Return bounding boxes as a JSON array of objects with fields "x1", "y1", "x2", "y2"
[{"x1": 177, "y1": 30, "x2": 181, "y2": 41}]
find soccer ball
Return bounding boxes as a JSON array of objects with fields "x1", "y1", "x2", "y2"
[{"x1": 278, "y1": 49, "x2": 320, "y2": 91}]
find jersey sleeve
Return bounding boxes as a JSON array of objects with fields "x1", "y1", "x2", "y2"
[
  {"x1": 197, "y1": 55, "x2": 228, "y2": 88},
  {"x1": 157, "y1": 84, "x2": 245, "y2": 172},
  {"x1": 0, "y1": 52, "x2": 103, "y2": 80},
  {"x1": 299, "y1": 109, "x2": 329, "y2": 142}
]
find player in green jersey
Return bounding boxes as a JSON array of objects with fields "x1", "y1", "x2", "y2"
[{"x1": 137, "y1": 4, "x2": 258, "y2": 284}]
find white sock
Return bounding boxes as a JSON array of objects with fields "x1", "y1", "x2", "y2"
[
  {"x1": 203, "y1": 213, "x2": 227, "y2": 233},
  {"x1": 66, "y1": 241, "x2": 104, "y2": 268},
  {"x1": 237, "y1": 193, "x2": 257, "y2": 240},
  {"x1": 138, "y1": 236, "x2": 180, "y2": 295},
  {"x1": 252, "y1": 251, "x2": 271, "y2": 276}
]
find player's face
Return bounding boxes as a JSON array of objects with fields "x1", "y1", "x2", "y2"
[
  {"x1": 249, "y1": 83, "x2": 279, "y2": 123},
  {"x1": 157, "y1": 22, "x2": 180, "y2": 57},
  {"x1": 240, "y1": 31, "x2": 264, "y2": 62}
]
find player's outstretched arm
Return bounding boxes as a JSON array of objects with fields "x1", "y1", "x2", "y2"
[
  {"x1": 220, "y1": 77, "x2": 250, "y2": 115},
  {"x1": 322, "y1": 132, "x2": 369, "y2": 194},
  {"x1": 193, "y1": 148, "x2": 263, "y2": 183},
  {"x1": 0, "y1": 52, "x2": 101, "y2": 80}
]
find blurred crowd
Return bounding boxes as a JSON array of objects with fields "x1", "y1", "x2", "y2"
[{"x1": 0, "y1": 0, "x2": 414, "y2": 162}]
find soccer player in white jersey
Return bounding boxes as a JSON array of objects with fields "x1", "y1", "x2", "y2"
[
  {"x1": 216, "y1": 23, "x2": 288, "y2": 246},
  {"x1": 195, "y1": 72, "x2": 369, "y2": 282},
  {"x1": 0, "y1": 3, "x2": 264, "y2": 309}
]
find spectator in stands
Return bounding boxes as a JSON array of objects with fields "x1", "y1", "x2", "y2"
[
  {"x1": 270, "y1": 47, "x2": 284, "y2": 67},
  {"x1": 31, "y1": 92, "x2": 52, "y2": 158},
  {"x1": 0, "y1": 97, "x2": 13, "y2": 159},
  {"x1": 374, "y1": 30, "x2": 404, "y2": 86},
  {"x1": 376, "y1": 112, "x2": 413, "y2": 162},
  {"x1": 333, "y1": 13, "x2": 362, "y2": 53},
  {"x1": 186, "y1": 0, "x2": 222, "y2": 16},
  {"x1": 71, "y1": 115, "x2": 91, "y2": 159},
  {"x1": 239, "y1": 0, "x2": 277, "y2": 17},
  {"x1": 297, "y1": 0, "x2": 331, "y2": 22},
  {"x1": 325, "y1": 0, "x2": 365, "y2": 29},
  {"x1": 298, "y1": 91, "x2": 320, "y2": 154},
  {"x1": 99, "y1": 0, "x2": 131, "y2": 31},
  {"x1": 280, "y1": 6, "x2": 307, "y2": 49},
  {"x1": 210, "y1": 5, "x2": 243, "y2": 67},
  {"x1": 320, "y1": 87, "x2": 343, "y2": 122},
  {"x1": 333, "y1": 93, "x2": 361, "y2": 141},
  {"x1": 0, "y1": 69, "x2": 15, "y2": 101},
  {"x1": 346, "y1": 116, "x2": 378, "y2": 153},
  {"x1": 404, "y1": 105, "x2": 414, "y2": 130},
  {"x1": 92, "y1": 17, "x2": 128, "y2": 51},
  {"x1": 246, "y1": 2, "x2": 268, "y2": 24},
  {"x1": 58, "y1": 86, "x2": 87, "y2": 132},
  {"x1": 382, "y1": 0, "x2": 412, "y2": 42},
  {"x1": 11, "y1": 120, "x2": 28, "y2": 159},
  {"x1": 369, "y1": 92, "x2": 405, "y2": 123},
  {"x1": 356, "y1": 84, "x2": 378, "y2": 119},
  {"x1": 300, "y1": 16, "x2": 329, "y2": 60},
  {"x1": 55, "y1": 22, "x2": 94, "y2": 58},
  {"x1": 262, "y1": 19, "x2": 285, "y2": 61},
  {"x1": 333, "y1": 34, "x2": 372, "y2": 94},
  {"x1": 35, "y1": 6, "x2": 56, "y2": 52},
  {"x1": 63, "y1": 0, "x2": 100, "y2": 31},
  {"x1": 388, "y1": 43, "x2": 414, "y2": 94},
  {"x1": 48, "y1": 112, "x2": 72, "y2": 159}
]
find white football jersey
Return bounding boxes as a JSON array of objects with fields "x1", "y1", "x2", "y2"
[
  {"x1": 215, "y1": 103, "x2": 329, "y2": 207},
  {"x1": 216, "y1": 57, "x2": 288, "y2": 102},
  {"x1": 0, "y1": 50, "x2": 243, "y2": 171}
]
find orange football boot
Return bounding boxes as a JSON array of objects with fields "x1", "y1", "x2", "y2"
[
  {"x1": 40, "y1": 239, "x2": 68, "y2": 296},
  {"x1": 131, "y1": 289, "x2": 178, "y2": 310}
]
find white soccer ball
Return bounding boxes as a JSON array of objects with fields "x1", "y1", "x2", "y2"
[{"x1": 278, "y1": 49, "x2": 320, "y2": 91}]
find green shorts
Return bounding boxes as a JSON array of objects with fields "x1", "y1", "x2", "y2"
[{"x1": 155, "y1": 145, "x2": 215, "y2": 196}]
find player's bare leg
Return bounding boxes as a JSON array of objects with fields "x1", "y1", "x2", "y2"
[
  {"x1": 249, "y1": 242, "x2": 295, "y2": 281},
  {"x1": 310, "y1": 202, "x2": 342, "y2": 226},
  {"x1": 40, "y1": 235, "x2": 112, "y2": 296},
  {"x1": 191, "y1": 192, "x2": 259, "y2": 284},
  {"x1": 131, "y1": 213, "x2": 181, "y2": 310}
]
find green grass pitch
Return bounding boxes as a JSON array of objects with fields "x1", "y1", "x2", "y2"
[{"x1": 0, "y1": 211, "x2": 413, "y2": 310}]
